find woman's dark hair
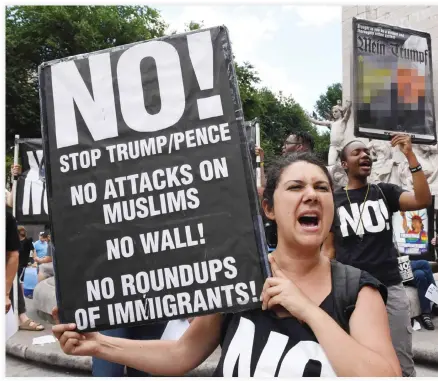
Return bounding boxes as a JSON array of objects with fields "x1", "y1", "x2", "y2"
[{"x1": 263, "y1": 152, "x2": 333, "y2": 210}]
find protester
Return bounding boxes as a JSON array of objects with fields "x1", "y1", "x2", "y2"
[
  {"x1": 36, "y1": 234, "x2": 54, "y2": 283},
  {"x1": 256, "y1": 131, "x2": 315, "y2": 248},
  {"x1": 410, "y1": 260, "x2": 438, "y2": 330},
  {"x1": 18, "y1": 226, "x2": 34, "y2": 266},
  {"x1": 281, "y1": 131, "x2": 315, "y2": 155},
  {"x1": 256, "y1": 131, "x2": 315, "y2": 191},
  {"x1": 33, "y1": 232, "x2": 48, "y2": 260},
  {"x1": 6, "y1": 211, "x2": 20, "y2": 314},
  {"x1": 53, "y1": 153, "x2": 401, "y2": 377},
  {"x1": 15, "y1": 226, "x2": 44, "y2": 330},
  {"x1": 323, "y1": 134, "x2": 432, "y2": 377}
]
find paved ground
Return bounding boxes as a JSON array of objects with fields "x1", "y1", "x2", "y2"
[
  {"x1": 7, "y1": 354, "x2": 438, "y2": 377},
  {"x1": 6, "y1": 295, "x2": 438, "y2": 377},
  {"x1": 6, "y1": 355, "x2": 88, "y2": 377}
]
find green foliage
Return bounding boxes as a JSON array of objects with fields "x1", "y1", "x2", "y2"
[
  {"x1": 234, "y1": 62, "x2": 323, "y2": 163},
  {"x1": 313, "y1": 131, "x2": 331, "y2": 164},
  {"x1": 6, "y1": 6, "x2": 331, "y2": 165},
  {"x1": 6, "y1": 5, "x2": 167, "y2": 147},
  {"x1": 185, "y1": 20, "x2": 204, "y2": 31},
  {"x1": 314, "y1": 82, "x2": 342, "y2": 120}
]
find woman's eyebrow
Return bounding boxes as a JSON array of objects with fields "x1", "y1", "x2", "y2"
[
  {"x1": 284, "y1": 179, "x2": 329, "y2": 186},
  {"x1": 314, "y1": 180, "x2": 330, "y2": 186},
  {"x1": 284, "y1": 180, "x2": 303, "y2": 186}
]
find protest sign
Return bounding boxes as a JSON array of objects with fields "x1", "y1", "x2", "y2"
[
  {"x1": 392, "y1": 200, "x2": 435, "y2": 260},
  {"x1": 15, "y1": 138, "x2": 49, "y2": 225},
  {"x1": 39, "y1": 26, "x2": 269, "y2": 331},
  {"x1": 352, "y1": 18, "x2": 437, "y2": 144}
]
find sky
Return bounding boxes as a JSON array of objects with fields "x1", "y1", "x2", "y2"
[{"x1": 154, "y1": 4, "x2": 342, "y2": 115}]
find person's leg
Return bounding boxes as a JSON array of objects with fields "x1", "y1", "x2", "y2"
[
  {"x1": 125, "y1": 322, "x2": 168, "y2": 377},
  {"x1": 92, "y1": 327, "x2": 128, "y2": 377},
  {"x1": 386, "y1": 283, "x2": 416, "y2": 377},
  {"x1": 37, "y1": 267, "x2": 46, "y2": 283},
  {"x1": 16, "y1": 267, "x2": 26, "y2": 315},
  {"x1": 413, "y1": 269, "x2": 432, "y2": 314},
  {"x1": 411, "y1": 260, "x2": 436, "y2": 286}
]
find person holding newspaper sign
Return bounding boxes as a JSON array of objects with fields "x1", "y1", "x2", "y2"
[
  {"x1": 52, "y1": 152, "x2": 400, "y2": 377},
  {"x1": 322, "y1": 134, "x2": 432, "y2": 377}
]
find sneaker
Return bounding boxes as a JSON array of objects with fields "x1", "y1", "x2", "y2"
[{"x1": 420, "y1": 314, "x2": 435, "y2": 330}]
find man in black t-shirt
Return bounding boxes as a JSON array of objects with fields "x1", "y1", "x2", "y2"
[
  {"x1": 18, "y1": 226, "x2": 35, "y2": 268},
  {"x1": 322, "y1": 134, "x2": 432, "y2": 377},
  {"x1": 15, "y1": 226, "x2": 44, "y2": 330}
]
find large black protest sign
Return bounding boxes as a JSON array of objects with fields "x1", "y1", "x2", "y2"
[
  {"x1": 39, "y1": 27, "x2": 269, "y2": 331},
  {"x1": 15, "y1": 138, "x2": 50, "y2": 225},
  {"x1": 353, "y1": 18, "x2": 437, "y2": 144}
]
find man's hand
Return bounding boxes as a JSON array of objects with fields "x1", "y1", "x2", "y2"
[
  {"x1": 255, "y1": 146, "x2": 264, "y2": 162},
  {"x1": 391, "y1": 134, "x2": 413, "y2": 157},
  {"x1": 432, "y1": 237, "x2": 437, "y2": 246},
  {"x1": 34, "y1": 257, "x2": 40, "y2": 264},
  {"x1": 6, "y1": 295, "x2": 11, "y2": 314},
  {"x1": 10, "y1": 164, "x2": 22, "y2": 178}
]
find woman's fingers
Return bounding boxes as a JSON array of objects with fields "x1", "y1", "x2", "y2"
[
  {"x1": 265, "y1": 285, "x2": 282, "y2": 298},
  {"x1": 52, "y1": 307, "x2": 60, "y2": 324},
  {"x1": 267, "y1": 295, "x2": 281, "y2": 310},
  {"x1": 261, "y1": 278, "x2": 283, "y2": 310},
  {"x1": 52, "y1": 323, "x2": 76, "y2": 340},
  {"x1": 59, "y1": 331, "x2": 83, "y2": 349},
  {"x1": 268, "y1": 255, "x2": 286, "y2": 279},
  {"x1": 64, "y1": 338, "x2": 80, "y2": 354}
]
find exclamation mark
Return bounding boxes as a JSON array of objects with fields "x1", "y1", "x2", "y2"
[
  {"x1": 249, "y1": 281, "x2": 258, "y2": 303},
  {"x1": 187, "y1": 30, "x2": 224, "y2": 120},
  {"x1": 198, "y1": 223, "x2": 206, "y2": 244}
]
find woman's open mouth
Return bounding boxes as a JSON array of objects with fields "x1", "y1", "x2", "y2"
[{"x1": 297, "y1": 214, "x2": 320, "y2": 232}]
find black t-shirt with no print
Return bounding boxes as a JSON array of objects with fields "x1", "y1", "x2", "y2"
[
  {"x1": 19, "y1": 237, "x2": 34, "y2": 267},
  {"x1": 332, "y1": 183, "x2": 405, "y2": 286}
]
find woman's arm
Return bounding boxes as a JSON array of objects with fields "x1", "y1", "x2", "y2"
[
  {"x1": 263, "y1": 255, "x2": 400, "y2": 376},
  {"x1": 304, "y1": 286, "x2": 401, "y2": 377},
  {"x1": 393, "y1": 135, "x2": 432, "y2": 211},
  {"x1": 53, "y1": 311, "x2": 223, "y2": 376}
]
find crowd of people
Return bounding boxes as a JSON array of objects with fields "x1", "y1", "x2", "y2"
[{"x1": 6, "y1": 131, "x2": 438, "y2": 377}]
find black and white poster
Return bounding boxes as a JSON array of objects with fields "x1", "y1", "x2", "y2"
[
  {"x1": 352, "y1": 18, "x2": 437, "y2": 144},
  {"x1": 15, "y1": 138, "x2": 50, "y2": 225},
  {"x1": 39, "y1": 26, "x2": 269, "y2": 332}
]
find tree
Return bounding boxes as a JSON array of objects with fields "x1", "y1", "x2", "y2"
[
  {"x1": 6, "y1": 6, "x2": 167, "y2": 148},
  {"x1": 314, "y1": 82, "x2": 342, "y2": 121},
  {"x1": 185, "y1": 20, "x2": 204, "y2": 31}
]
